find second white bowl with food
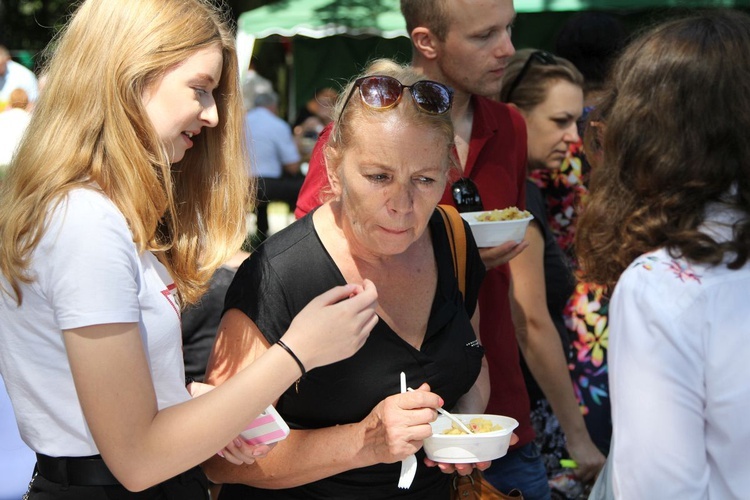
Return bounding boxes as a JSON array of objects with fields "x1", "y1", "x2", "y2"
[
  {"x1": 461, "y1": 208, "x2": 534, "y2": 248},
  {"x1": 423, "y1": 414, "x2": 519, "y2": 463}
]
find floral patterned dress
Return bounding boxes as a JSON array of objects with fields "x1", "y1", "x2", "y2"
[{"x1": 528, "y1": 127, "x2": 612, "y2": 498}]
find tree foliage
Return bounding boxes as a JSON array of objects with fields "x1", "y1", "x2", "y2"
[
  {"x1": 1, "y1": 0, "x2": 74, "y2": 53},
  {"x1": 1, "y1": 0, "x2": 283, "y2": 63}
]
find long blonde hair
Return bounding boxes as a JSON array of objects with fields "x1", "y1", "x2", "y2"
[{"x1": 0, "y1": 0, "x2": 251, "y2": 306}]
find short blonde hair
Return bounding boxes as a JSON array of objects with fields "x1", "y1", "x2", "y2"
[
  {"x1": 0, "y1": 0, "x2": 250, "y2": 305},
  {"x1": 325, "y1": 58, "x2": 455, "y2": 187}
]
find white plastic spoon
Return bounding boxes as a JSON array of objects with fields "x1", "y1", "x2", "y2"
[
  {"x1": 397, "y1": 373, "x2": 417, "y2": 489},
  {"x1": 407, "y1": 387, "x2": 474, "y2": 434}
]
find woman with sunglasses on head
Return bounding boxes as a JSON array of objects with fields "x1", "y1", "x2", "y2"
[
  {"x1": 498, "y1": 48, "x2": 605, "y2": 498},
  {"x1": 202, "y1": 59, "x2": 495, "y2": 499},
  {"x1": 0, "y1": 0, "x2": 378, "y2": 497},
  {"x1": 577, "y1": 10, "x2": 750, "y2": 498}
]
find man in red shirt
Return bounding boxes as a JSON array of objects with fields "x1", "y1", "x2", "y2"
[{"x1": 295, "y1": 1, "x2": 552, "y2": 498}]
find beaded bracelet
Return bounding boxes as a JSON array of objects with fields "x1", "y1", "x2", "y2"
[{"x1": 276, "y1": 339, "x2": 306, "y2": 377}]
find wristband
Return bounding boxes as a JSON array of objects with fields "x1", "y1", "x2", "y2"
[{"x1": 276, "y1": 339, "x2": 306, "y2": 377}]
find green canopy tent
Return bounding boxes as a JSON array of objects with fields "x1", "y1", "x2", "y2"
[
  {"x1": 237, "y1": 0, "x2": 750, "y2": 118},
  {"x1": 516, "y1": 0, "x2": 746, "y2": 9},
  {"x1": 236, "y1": 0, "x2": 410, "y2": 120}
]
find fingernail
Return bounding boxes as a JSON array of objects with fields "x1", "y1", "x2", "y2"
[
  {"x1": 439, "y1": 397, "x2": 445, "y2": 407},
  {"x1": 217, "y1": 451, "x2": 225, "y2": 458},
  {"x1": 234, "y1": 438, "x2": 243, "y2": 447},
  {"x1": 253, "y1": 449, "x2": 265, "y2": 457}
]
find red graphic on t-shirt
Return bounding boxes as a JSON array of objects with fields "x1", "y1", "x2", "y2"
[{"x1": 161, "y1": 283, "x2": 180, "y2": 318}]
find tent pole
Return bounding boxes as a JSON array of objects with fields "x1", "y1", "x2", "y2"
[{"x1": 237, "y1": 31, "x2": 256, "y2": 85}]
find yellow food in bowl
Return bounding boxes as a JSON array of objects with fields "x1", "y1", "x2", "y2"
[
  {"x1": 442, "y1": 417, "x2": 503, "y2": 435},
  {"x1": 474, "y1": 207, "x2": 531, "y2": 222}
]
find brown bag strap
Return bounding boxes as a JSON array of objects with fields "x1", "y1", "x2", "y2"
[
  {"x1": 452, "y1": 472, "x2": 477, "y2": 499},
  {"x1": 451, "y1": 469, "x2": 525, "y2": 500},
  {"x1": 437, "y1": 204, "x2": 467, "y2": 299}
]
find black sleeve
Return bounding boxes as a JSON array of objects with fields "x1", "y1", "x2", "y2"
[
  {"x1": 223, "y1": 246, "x2": 293, "y2": 345},
  {"x1": 462, "y1": 217, "x2": 486, "y2": 319},
  {"x1": 525, "y1": 180, "x2": 549, "y2": 240}
]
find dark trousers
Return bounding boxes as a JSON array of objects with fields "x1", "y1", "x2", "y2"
[
  {"x1": 254, "y1": 174, "x2": 305, "y2": 237},
  {"x1": 25, "y1": 463, "x2": 209, "y2": 500}
]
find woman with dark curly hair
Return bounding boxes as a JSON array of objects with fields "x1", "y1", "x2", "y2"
[{"x1": 576, "y1": 10, "x2": 750, "y2": 498}]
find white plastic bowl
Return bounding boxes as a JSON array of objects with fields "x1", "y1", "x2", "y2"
[
  {"x1": 460, "y1": 211, "x2": 534, "y2": 248},
  {"x1": 423, "y1": 414, "x2": 519, "y2": 463}
]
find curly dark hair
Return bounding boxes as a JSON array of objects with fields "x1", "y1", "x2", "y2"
[{"x1": 576, "y1": 9, "x2": 750, "y2": 291}]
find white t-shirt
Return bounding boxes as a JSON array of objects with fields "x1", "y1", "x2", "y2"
[
  {"x1": 0, "y1": 188, "x2": 189, "y2": 457},
  {"x1": 609, "y1": 206, "x2": 750, "y2": 499}
]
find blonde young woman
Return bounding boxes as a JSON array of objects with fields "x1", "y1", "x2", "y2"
[{"x1": 0, "y1": 0, "x2": 377, "y2": 498}]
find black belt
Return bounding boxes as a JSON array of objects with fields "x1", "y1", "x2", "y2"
[{"x1": 36, "y1": 453, "x2": 120, "y2": 486}]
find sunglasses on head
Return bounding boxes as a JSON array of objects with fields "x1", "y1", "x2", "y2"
[
  {"x1": 504, "y1": 50, "x2": 557, "y2": 102},
  {"x1": 451, "y1": 177, "x2": 483, "y2": 213},
  {"x1": 341, "y1": 75, "x2": 454, "y2": 116}
]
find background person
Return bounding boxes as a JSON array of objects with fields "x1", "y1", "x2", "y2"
[
  {"x1": 499, "y1": 48, "x2": 605, "y2": 498},
  {"x1": 246, "y1": 90, "x2": 302, "y2": 241},
  {"x1": 241, "y1": 56, "x2": 273, "y2": 113},
  {"x1": 292, "y1": 87, "x2": 339, "y2": 166},
  {"x1": 294, "y1": 1, "x2": 555, "y2": 497},
  {"x1": 291, "y1": 86, "x2": 337, "y2": 129},
  {"x1": 0, "y1": 0, "x2": 377, "y2": 497},
  {"x1": 203, "y1": 59, "x2": 492, "y2": 499},
  {"x1": 0, "y1": 88, "x2": 31, "y2": 172},
  {"x1": 576, "y1": 10, "x2": 750, "y2": 498},
  {"x1": 521, "y1": 12, "x2": 629, "y2": 460},
  {"x1": 182, "y1": 250, "x2": 250, "y2": 383},
  {"x1": 0, "y1": 44, "x2": 38, "y2": 110}
]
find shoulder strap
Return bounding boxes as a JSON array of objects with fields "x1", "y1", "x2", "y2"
[{"x1": 437, "y1": 204, "x2": 467, "y2": 299}]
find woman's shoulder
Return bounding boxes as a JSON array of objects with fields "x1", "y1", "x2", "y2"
[
  {"x1": 53, "y1": 186, "x2": 123, "y2": 221},
  {"x1": 623, "y1": 246, "x2": 748, "y2": 284},
  {"x1": 256, "y1": 212, "x2": 317, "y2": 259},
  {"x1": 46, "y1": 186, "x2": 130, "y2": 240},
  {"x1": 616, "y1": 247, "x2": 749, "y2": 318},
  {"x1": 619, "y1": 249, "x2": 704, "y2": 295},
  {"x1": 245, "y1": 213, "x2": 329, "y2": 280},
  {"x1": 524, "y1": 180, "x2": 546, "y2": 218}
]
